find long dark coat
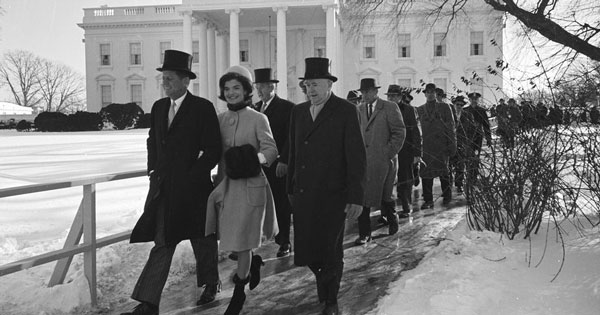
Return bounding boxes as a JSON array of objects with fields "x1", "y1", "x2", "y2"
[
  {"x1": 131, "y1": 91, "x2": 222, "y2": 245},
  {"x1": 397, "y1": 102, "x2": 422, "y2": 188},
  {"x1": 416, "y1": 101, "x2": 456, "y2": 178},
  {"x1": 287, "y1": 93, "x2": 366, "y2": 266}
]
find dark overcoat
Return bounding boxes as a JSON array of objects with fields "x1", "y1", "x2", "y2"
[
  {"x1": 287, "y1": 93, "x2": 366, "y2": 266},
  {"x1": 397, "y1": 102, "x2": 422, "y2": 187},
  {"x1": 131, "y1": 91, "x2": 222, "y2": 245},
  {"x1": 416, "y1": 101, "x2": 456, "y2": 178},
  {"x1": 254, "y1": 95, "x2": 295, "y2": 164}
]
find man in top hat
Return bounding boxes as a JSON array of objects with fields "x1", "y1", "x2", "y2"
[
  {"x1": 121, "y1": 50, "x2": 222, "y2": 315},
  {"x1": 287, "y1": 57, "x2": 366, "y2": 315},
  {"x1": 355, "y1": 78, "x2": 405, "y2": 244},
  {"x1": 416, "y1": 83, "x2": 456, "y2": 209},
  {"x1": 465, "y1": 92, "x2": 492, "y2": 179},
  {"x1": 253, "y1": 67, "x2": 295, "y2": 258},
  {"x1": 385, "y1": 85, "x2": 422, "y2": 218},
  {"x1": 346, "y1": 90, "x2": 361, "y2": 105}
]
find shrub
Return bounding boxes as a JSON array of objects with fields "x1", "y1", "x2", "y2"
[
  {"x1": 68, "y1": 111, "x2": 103, "y2": 131},
  {"x1": 100, "y1": 103, "x2": 144, "y2": 130},
  {"x1": 15, "y1": 120, "x2": 32, "y2": 131},
  {"x1": 136, "y1": 113, "x2": 151, "y2": 129},
  {"x1": 34, "y1": 112, "x2": 68, "y2": 132}
]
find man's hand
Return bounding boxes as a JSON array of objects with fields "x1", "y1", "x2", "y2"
[
  {"x1": 276, "y1": 162, "x2": 288, "y2": 177},
  {"x1": 345, "y1": 204, "x2": 362, "y2": 220},
  {"x1": 413, "y1": 156, "x2": 422, "y2": 164}
]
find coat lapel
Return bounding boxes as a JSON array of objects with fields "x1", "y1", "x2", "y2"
[
  {"x1": 304, "y1": 94, "x2": 338, "y2": 140},
  {"x1": 365, "y1": 98, "x2": 382, "y2": 127}
]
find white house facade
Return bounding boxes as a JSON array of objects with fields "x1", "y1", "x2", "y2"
[{"x1": 79, "y1": 0, "x2": 504, "y2": 113}]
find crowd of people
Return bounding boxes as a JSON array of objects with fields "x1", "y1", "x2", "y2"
[{"x1": 119, "y1": 49, "x2": 599, "y2": 315}]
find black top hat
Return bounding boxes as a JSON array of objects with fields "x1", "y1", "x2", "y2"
[
  {"x1": 299, "y1": 57, "x2": 337, "y2": 82},
  {"x1": 468, "y1": 92, "x2": 482, "y2": 99},
  {"x1": 254, "y1": 68, "x2": 279, "y2": 83},
  {"x1": 156, "y1": 50, "x2": 196, "y2": 79},
  {"x1": 346, "y1": 90, "x2": 361, "y2": 101},
  {"x1": 358, "y1": 78, "x2": 380, "y2": 91},
  {"x1": 385, "y1": 84, "x2": 403, "y2": 95},
  {"x1": 424, "y1": 83, "x2": 436, "y2": 92}
]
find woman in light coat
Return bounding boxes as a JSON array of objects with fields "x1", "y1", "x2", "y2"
[{"x1": 205, "y1": 68, "x2": 278, "y2": 315}]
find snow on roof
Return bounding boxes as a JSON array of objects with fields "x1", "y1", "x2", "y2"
[{"x1": 0, "y1": 101, "x2": 33, "y2": 115}]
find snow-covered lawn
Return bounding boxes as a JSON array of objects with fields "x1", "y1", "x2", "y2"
[{"x1": 0, "y1": 129, "x2": 599, "y2": 315}]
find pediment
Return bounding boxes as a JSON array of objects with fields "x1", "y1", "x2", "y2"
[
  {"x1": 392, "y1": 67, "x2": 416, "y2": 75},
  {"x1": 125, "y1": 73, "x2": 146, "y2": 81},
  {"x1": 357, "y1": 67, "x2": 382, "y2": 76},
  {"x1": 95, "y1": 74, "x2": 116, "y2": 81}
]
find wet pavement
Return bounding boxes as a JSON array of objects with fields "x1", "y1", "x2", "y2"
[{"x1": 113, "y1": 189, "x2": 467, "y2": 315}]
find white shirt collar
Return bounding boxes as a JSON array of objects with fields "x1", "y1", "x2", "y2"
[{"x1": 171, "y1": 91, "x2": 187, "y2": 113}]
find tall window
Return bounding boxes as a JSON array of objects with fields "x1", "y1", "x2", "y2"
[
  {"x1": 433, "y1": 78, "x2": 447, "y2": 92},
  {"x1": 397, "y1": 34, "x2": 411, "y2": 58},
  {"x1": 470, "y1": 31, "x2": 484, "y2": 56},
  {"x1": 130, "y1": 42, "x2": 142, "y2": 65},
  {"x1": 314, "y1": 37, "x2": 326, "y2": 57},
  {"x1": 433, "y1": 33, "x2": 446, "y2": 57},
  {"x1": 159, "y1": 41, "x2": 171, "y2": 62},
  {"x1": 100, "y1": 44, "x2": 111, "y2": 66},
  {"x1": 397, "y1": 79, "x2": 411, "y2": 89},
  {"x1": 131, "y1": 84, "x2": 142, "y2": 105},
  {"x1": 240, "y1": 39, "x2": 249, "y2": 62},
  {"x1": 192, "y1": 41, "x2": 199, "y2": 63},
  {"x1": 100, "y1": 85, "x2": 112, "y2": 107},
  {"x1": 362, "y1": 35, "x2": 376, "y2": 59}
]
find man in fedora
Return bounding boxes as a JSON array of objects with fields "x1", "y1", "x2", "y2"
[
  {"x1": 121, "y1": 50, "x2": 222, "y2": 315},
  {"x1": 253, "y1": 67, "x2": 295, "y2": 258},
  {"x1": 355, "y1": 78, "x2": 405, "y2": 244},
  {"x1": 385, "y1": 85, "x2": 422, "y2": 218},
  {"x1": 465, "y1": 92, "x2": 492, "y2": 180},
  {"x1": 416, "y1": 83, "x2": 456, "y2": 209},
  {"x1": 287, "y1": 57, "x2": 366, "y2": 315}
]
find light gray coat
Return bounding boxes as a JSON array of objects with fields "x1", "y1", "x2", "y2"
[{"x1": 358, "y1": 98, "x2": 406, "y2": 207}]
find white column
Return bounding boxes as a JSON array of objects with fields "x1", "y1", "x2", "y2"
[
  {"x1": 207, "y1": 24, "x2": 217, "y2": 106},
  {"x1": 181, "y1": 10, "x2": 193, "y2": 54},
  {"x1": 216, "y1": 30, "x2": 228, "y2": 78},
  {"x1": 296, "y1": 29, "x2": 305, "y2": 102},
  {"x1": 324, "y1": 4, "x2": 339, "y2": 95},
  {"x1": 274, "y1": 6, "x2": 288, "y2": 99},
  {"x1": 198, "y1": 18, "x2": 209, "y2": 98},
  {"x1": 226, "y1": 8, "x2": 241, "y2": 66}
]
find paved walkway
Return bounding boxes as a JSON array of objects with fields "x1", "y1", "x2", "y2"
[{"x1": 112, "y1": 189, "x2": 467, "y2": 315}]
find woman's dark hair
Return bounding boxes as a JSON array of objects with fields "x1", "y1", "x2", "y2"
[{"x1": 218, "y1": 72, "x2": 253, "y2": 102}]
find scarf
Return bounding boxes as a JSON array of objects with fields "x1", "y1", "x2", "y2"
[{"x1": 227, "y1": 100, "x2": 251, "y2": 112}]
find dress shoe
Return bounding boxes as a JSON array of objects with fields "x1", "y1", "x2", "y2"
[
  {"x1": 276, "y1": 243, "x2": 291, "y2": 258},
  {"x1": 377, "y1": 216, "x2": 389, "y2": 225},
  {"x1": 442, "y1": 197, "x2": 452, "y2": 205},
  {"x1": 196, "y1": 281, "x2": 221, "y2": 305},
  {"x1": 354, "y1": 235, "x2": 371, "y2": 245},
  {"x1": 421, "y1": 201, "x2": 434, "y2": 210},
  {"x1": 388, "y1": 213, "x2": 399, "y2": 235},
  {"x1": 120, "y1": 302, "x2": 158, "y2": 315},
  {"x1": 321, "y1": 303, "x2": 339, "y2": 315},
  {"x1": 398, "y1": 211, "x2": 410, "y2": 218},
  {"x1": 249, "y1": 254, "x2": 264, "y2": 290}
]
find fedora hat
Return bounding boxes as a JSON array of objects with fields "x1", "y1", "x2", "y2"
[
  {"x1": 384, "y1": 84, "x2": 403, "y2": 95},
  {"x1": 452, "y1": 95, "x2": 467, "y2": 105},
  {"x1": 156, "y1": 50, "x2": 196, "y2": 79},
  {"x1": 468, "y1": 92, "x2": 482, "y2": 99},
  {"x1": 254, "y1": 68, "x2": 279, "y2": 83},
  {"x1": 346, "y1": 90, "x2": 361, "y2": 101},
  {"x1": 299, "y1": 57, "x2": 337, "y2": 82},
  {"x1": 358, "y1": 78, "x2": 380, "y2": 91}
]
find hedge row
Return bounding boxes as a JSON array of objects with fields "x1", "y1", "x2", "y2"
[{"x1": 24, "y1": 103, "x2": 150, "y2": 132}]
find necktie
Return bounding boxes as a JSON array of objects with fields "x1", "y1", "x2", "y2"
[
  {"x1": 168, "y1": 100, "x2": 176, "y2": 127},
  {"x1": 367, "y1": 103, "x2": 373, "y2": 119},
  {"x1": 261, "y1": 101, "x2": 267, "y2": 113}
]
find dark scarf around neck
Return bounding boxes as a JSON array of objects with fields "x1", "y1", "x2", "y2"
[{"x1": 227, "y1": 100, "x2": 251, "y2": 112}]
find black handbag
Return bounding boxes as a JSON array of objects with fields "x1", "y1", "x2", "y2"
[{"x1": 224, "y1": 144, "x2": 261, "y2": 179}]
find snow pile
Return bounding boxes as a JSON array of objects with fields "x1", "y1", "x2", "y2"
[{"x1": 375, "y1": 218, "x2": 600, "y2": 315}]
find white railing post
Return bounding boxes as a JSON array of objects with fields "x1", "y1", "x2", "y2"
[{"x1": 82, "y1": 184, "x2": 97, "y2": 305}]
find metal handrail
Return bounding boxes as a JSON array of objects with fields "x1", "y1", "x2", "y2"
[{"x1": 0, "y1": 169, "x2": 147, "y2": 306}]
